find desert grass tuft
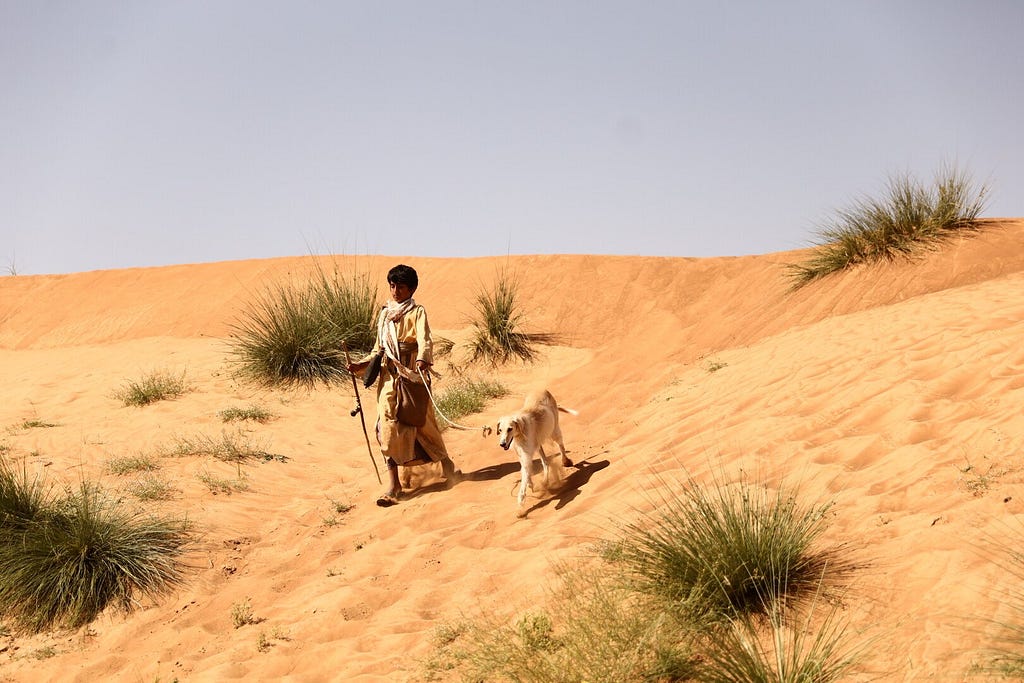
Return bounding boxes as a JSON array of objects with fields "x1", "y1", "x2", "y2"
[
  {"x1": 218, "y1": 404, "x2": 276, "y2": 423},
  {"x1": 227, "y1": 260, "x2": 378, "y2": 388},
  {"x1": 969, "y1": 523, "x2": 1024, "y2": 676},
  {"x1": 231, "y1": 597, "x2": 261, "y2": 628},
  {"x1": 468, "y1": 269, "x2": 554, "y2": 365},
  {"x1": 114, "y1": 370, "x2": 189, "y2": 407},
  {"x1": 0, "y1": 465, "x2": 192, "y2": 632},
  {"x1": 18, "y1": 418, "x2": 59, "y2": 430},
  {"x1": 105, "y1": 454, "x2": 160, "y2": 476},
  {"x1": 788, "y1": 164, "x2": 990, "y2": 287},
  {"x1": 609, "y1": 473, "x2": 844, "y2": 623},
  {"x1": 424, "y1": 561, "x2": 700, "y2": 683},
  {"x1": 0, "y1": 459, "x2": 51, "y2": 528},
  {"x1": 162, "y1": 430, "x2": 283, "y2": 464},
  {"x1": 127, "y1": 475, "x2": 178, "y2": 502},
  {"x1": 698, "y1": 598, "x2": 865, "y2": 683},
  {"x1": 433, "y1": 377, "x2": 508, "y2": 429},
  {"x1": 196, "y1": 469, "x2": 250, "y2": 495}
]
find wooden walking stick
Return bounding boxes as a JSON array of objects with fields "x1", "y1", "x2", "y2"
[{"x1": 342, "y1": 341, "x2": 382, "y2": 484}]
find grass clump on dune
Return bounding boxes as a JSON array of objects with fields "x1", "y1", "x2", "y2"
[
  {"x1": 698, "y1": 599, "x2": 865, "y2": 683},
  {"x1": 788, "y1": 164, "x2": 990, "y2": 287},
  {"x1": 114, "y1": 369, "x2": 189, "y2": 407},
  {"x1": 611, "y1": 474, "x2": 843, "y2": 622},
  {"x1": 218, "y1": 404, "x2": 276, "y2": 423},
  {"x1": 971, "y1": 524, "x2": 1024, "y2": 677},
  {"x1": 161, "y1": 430, "x2": 284, "y2": 464},
  {"x1": 424, "y1": 474, "x2": 864, "y2": 682},
  {"x1": 468, "y1": 270, "x2": 553, "y2": 365},
  {"x1": 426, "y1": 568, "x2": 700, "y2": 683},
  {"x1": 0, "y1": 459, "x2": 192, "y2": 632},
  {"x1": 228, "y1": 261, "x2": 377, "y2": 388},
  {"x1": 433, "y1": 377, "x2": 508, "y2": 429}
]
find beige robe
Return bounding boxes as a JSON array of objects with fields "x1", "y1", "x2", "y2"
[{"x1": 367, "y1": 305, "x2": 448, "y2": 466}]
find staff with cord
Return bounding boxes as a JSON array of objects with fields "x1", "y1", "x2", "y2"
[{"x1": 342, "y1": 341, "x2": 382, "y2": 484}]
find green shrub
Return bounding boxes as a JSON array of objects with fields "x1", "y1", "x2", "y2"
[
  {"x1": 228, "y1": 261, "x2": 378, "y2": 388},
  {"x1": 468, "y1": 270, "x2": 553, "y2": 365},
  {"x1": 114, "y1": 369, "x2": 189, "y2": 407},
  {"x1": 788, "y1": 164, "x2": 990, "y2": 286},
  {"x1": 0, "y1": 466, "x2": 192, "y2": 633},
  {"x1": 610, "y1": 474, "x2": 841, "y2": 622}
]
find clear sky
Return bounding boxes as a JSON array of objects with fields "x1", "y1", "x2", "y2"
[{"x1": 3, "y1": 1, "x2": 1022, "y2": 275}]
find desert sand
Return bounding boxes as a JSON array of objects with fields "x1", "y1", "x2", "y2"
[{"x1": 2, "y1": 219, "x2": 1024, "y2": 681}]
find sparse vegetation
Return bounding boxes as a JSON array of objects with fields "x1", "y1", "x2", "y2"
[
  {"x1": 957, "y1": 458, "x2": 1004, "y2": 498},
  {"x1": 788, "y1": 164, "x2": 990, "y2": 287},
  {"x1": 231, "y1": 598, "x2": 260, "y2": 628},
  {"x1": 162, "y1": 430, "x2": 284, "y2": 464},
  {"x1": 972, "y1": 523, "x2": 1024, "y2": 676},
  {"x1": 227, "y1": 260, "x2": 378, "y2": 388},
  {"x1": 218, "y1": 404, "x2": 276, "y2": 423},
  {"x1": 18, "y1": 418, "x2": 59, "y2": 430},
  {"x1": 114, "y1": 370, "x2": 189, "y2": 407},
  {"x1": 425, "y1": 474, "x2": 864, "y2": 682},
  {"x1": 196, "y1": 469, "x2": 250, "y2": 495},
  {"x1": 322, "y1": 498, "x2": 354, "y2": 527},
  {"x1": 468, "y1": 269, "x2": 553, "y2": 365},
  {"x1": 433, "y1": 376, "x2": 508, "y2": 429},
  {"x1": 127, "y1": 475, "x2": 177, "y2": 502},
  {"x1": 0, "y1": 459, "x2": 192, "y2": 633},
  {"x1": 698, "y1": 599, "x2": 865, "y2": 683},
  {"x1": 105, "y1": 454, "x2": 160, "y2": 476}
]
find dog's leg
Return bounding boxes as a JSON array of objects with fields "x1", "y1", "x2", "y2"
[
  {"x1": 516, "y1": 447, "x2": 534, "y2": 517},
  {"x1": 551, "y1": 423, "x2": 573, "y2": 468},
  {"x1": 538, "y1": 444, "x2": 553, "y2": 488}
]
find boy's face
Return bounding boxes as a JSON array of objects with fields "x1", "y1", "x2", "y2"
[{"x1": 389, "y1": 281, "x2": 413, "y2": 303}]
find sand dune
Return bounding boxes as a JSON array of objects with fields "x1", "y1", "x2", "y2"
[{"x1": 1, "y1": 219, "x2": 1024, "y2": 681}]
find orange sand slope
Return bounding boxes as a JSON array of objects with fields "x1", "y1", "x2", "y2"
[{"x1": 1, "y1": 218, "x2": 1024, "y2": 681}]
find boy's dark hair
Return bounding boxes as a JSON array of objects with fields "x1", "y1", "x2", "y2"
[{"x1": 387, "y1": 264, "x2": 418, "y2": 292}]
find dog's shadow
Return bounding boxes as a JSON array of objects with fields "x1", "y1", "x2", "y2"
[
  {"x1": 463, "y1": 461, "x2": 521, "y2": 482},
  {"x1": 520, "y1": 458, "x2": 611, "y2": 517}
]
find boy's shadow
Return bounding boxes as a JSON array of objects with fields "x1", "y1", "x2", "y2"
[{"x1": 400, "y1": 461, "x2": 520, "y2": 500}]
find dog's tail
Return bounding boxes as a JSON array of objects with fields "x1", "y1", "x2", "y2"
[{"x1": 558, "y1": 406, "x2": 579, "y2": 416}]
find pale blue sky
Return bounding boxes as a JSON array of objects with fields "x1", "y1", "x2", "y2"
[{"x1": 3, "y1": 1, "x2": 1021, "y2": 275}]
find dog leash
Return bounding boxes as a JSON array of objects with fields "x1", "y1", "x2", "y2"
[{"x1": 416, "y1": 366, "x2": 493, "y2": 438}]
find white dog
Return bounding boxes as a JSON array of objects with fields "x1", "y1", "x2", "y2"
[{"x1": 496, "y1": 390, "x2": 578, "y2": 517}]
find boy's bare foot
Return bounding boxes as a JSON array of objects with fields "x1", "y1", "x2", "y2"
[
  {"x1": 441, "y1": 457, "x2": 462, "y2": 488},
  {"x1": 376, "y1": 486, "x2": 401, "y2": 507}
]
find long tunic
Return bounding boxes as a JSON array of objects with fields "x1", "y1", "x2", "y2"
[{"x1": 367, "y1": 305, "x2": 448, "y2": 466}]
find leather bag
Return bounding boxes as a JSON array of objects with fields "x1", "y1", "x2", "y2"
[{"x1": 395, "y1": 375, "x2": 430, "y2": 427}]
